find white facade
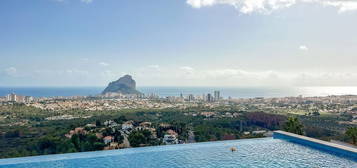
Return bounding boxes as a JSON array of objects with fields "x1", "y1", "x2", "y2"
[{"x1": 163, "y1": 134, "x2": 178, "y2": 145}]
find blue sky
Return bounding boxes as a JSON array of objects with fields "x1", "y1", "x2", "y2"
[{"x1": 1, "y1": 0, "x2": 357, "y2": 87}]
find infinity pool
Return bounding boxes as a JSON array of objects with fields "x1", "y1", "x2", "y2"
[{"x1": 0, "y1": 138, "x2": 356, "y2": 168}]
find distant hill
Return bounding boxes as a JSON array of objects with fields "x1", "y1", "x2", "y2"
[{"x1": 102, "y1": 75, "x2": 142, "y2": 95}]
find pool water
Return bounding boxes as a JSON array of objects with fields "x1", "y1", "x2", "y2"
[{"x1": 0, "y1": 138, "x2": 356, "y2": 168}]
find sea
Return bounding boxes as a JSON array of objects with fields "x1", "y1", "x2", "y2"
[{"x1": 1, "y1": 86, "x2": 357, "y2": 98}]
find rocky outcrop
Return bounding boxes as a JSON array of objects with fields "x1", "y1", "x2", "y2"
[{"x1": 102, "y1": 75, "x2": 141, "y2": 95}]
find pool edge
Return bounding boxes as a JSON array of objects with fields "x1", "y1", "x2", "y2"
[{"x1": 273, "y1": 130, "x2": 357, "y2": 161}]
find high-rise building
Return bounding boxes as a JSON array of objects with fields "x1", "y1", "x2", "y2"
[
  {"x1": 6, "y1": 93, "x2": 32, "y2": 103},
  {"x1": 207, "y1": 93, "x2": 213, "y2": 102},
  {"x1": 24, "y1": 96, "x2": 34, "y2": 103},
  {"x1": 6, "y1": 93, "x2": 17, "y2": 102},
  {"x1": 214, "y1": 91, "x2": 220, "y2": 101},
  {"x1": 188, "y1": 94, "x2": 194, "y2": 102},
  {"x1": 202, "y1": 94, "x2": 206, "y2": 101}
]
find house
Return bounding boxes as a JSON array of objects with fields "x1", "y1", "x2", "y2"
[
  {"x1": 65, "y1": 130, "x2": 75, "y2": 138},
  {"x1": 85, "y1": 123, "x2": 96, "y2": 128},
  {"x1": 163, "y1": 134, "x2": 178, "y2": 145},
  {"x1": 109, "y1": 142, "x2": 119, "y2": 149},
  {"x1": 224, "y1": 112, "x2": 233, "y2": 118},
  {"x1": 103, "y1": 136, "x2": 114, "y2": 145},
  {"x1": 352, "y1": 115, "x2": 357, "y2": 123},
  {"x1": 148, "y1": 128, "x2": 157, "y2": 138},
  {"x1": 74, "y1": 127, "x2": 86, "y2": 134},
  {"x1": 139, "y1": 122, "x2": 152, "y2": 128},
  {"x1": 159, "y1": 123, "x2": 171, "y2": 128},
  {"x1": 104, "y1": 120, "x2": 119, "y2": 127},
  {"x1": 243, "y1": 131, "x2": 250, "y2": 135},
  {"x1": 96, "y1": 133, "x2": 103, "y2": 139},
  {"x1": 122, "y1": 121, "x2": 134, "y2": 131},
  {"x1": 135, "y1": 126, "x2": 145, "y2": 131},
  {"x1": 65, "y1": 128, "x2": 86, "y2": 138},
  {"x1": 64, "y1": 134, "x2": 72, "y2": 138},
  {"x1": 200, "y1": 112, "x2": 215, "y2": 118},
  {"x1": 166, "y1": 129, "x2": 178, "y2": 136},
  {"x1": 163, "y1": 129, "x2": 179, "y2": 145},
  {"x1": 232, "y1": 113, "x2": 240, "y2": 117}
]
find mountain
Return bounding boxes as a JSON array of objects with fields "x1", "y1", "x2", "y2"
[{"x1": 102, "y1": 75, "x2": 142, "y2": 95}]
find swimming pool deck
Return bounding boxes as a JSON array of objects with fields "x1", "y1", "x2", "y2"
[{"x1": 274, "y1": 130, "x2": 357, "y2": 159}]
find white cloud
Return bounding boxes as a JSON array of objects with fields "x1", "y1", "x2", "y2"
[
  {"x1": 187, "y1": 0, "x2": 296, "y2": 14},
  {"x1": 147, "y1": 65, "x2": 160, "y2": 70},
  {"x1": 4, "y1": 67, "x2": 17, "y2": 76},
  {"x1": 99, "y1": 62, "x2": 110, "y2": 66},
  {"x1": 180, "y1": 66, "x2": 194, "y2": 71},
  {"x1": 179, "y1": 66, "x2": 195, "y2": 75},
  {"x1": 186, "y1": 0, "x2": 216, "y2": 8},
  {"x1": 323, "y1": 1, "x2": 357, "y2": 13},
  {"x1": 299, "y1": 45, "x2": 308, "y2": 51},
  {"x1": 186, "y1": 0, "x2": 357, "y2": 14}
]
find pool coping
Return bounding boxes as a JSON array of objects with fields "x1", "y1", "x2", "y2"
[{"x1": 273, "y1": 130, "x2": 357, "y2": 160}]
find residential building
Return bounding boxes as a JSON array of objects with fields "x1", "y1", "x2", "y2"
[
  {"x1": 207, "y1": 93, "x2": 213, "y2": 102},
  {"x1": 6, "y1": 93, "x2": 17, "y2": 102},
  {"x1": 104, "y1": 120, "x2": 118, "y2": 128},
  {"x1": 214, "y1": 90, "x2": 220, "y2": 101},
  {"x1": 188, "y1": 94, "x2": 194, "y2": 102},
  {"x1": 103, "y1": 136, "x2": 114, "y2": 145},
  {"x1": 163, "y1": 134, "x2": 178, "y2": 145},
  {"x1": 122, "y1": 121, "x2": 134, "y2": 131}
]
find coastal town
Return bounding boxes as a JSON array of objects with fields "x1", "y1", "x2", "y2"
[
  {"x1": 1, "y1": 91, "x2": 357, "y2": 150},
  {"x1": 1, "y1": 92, "x2": 357, "y2": 124}
]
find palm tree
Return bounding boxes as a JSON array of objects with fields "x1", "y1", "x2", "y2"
[
  {"x1": 283, "y1": 117, "x2": 304, "y2": 135},
  {"x1": 346, "y1": 127, "x2": 357, "y2": 145}
]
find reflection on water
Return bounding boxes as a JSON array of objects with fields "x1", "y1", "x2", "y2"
[{"x1": 298, "y1": 87, "x2": 357, "y2": 97}]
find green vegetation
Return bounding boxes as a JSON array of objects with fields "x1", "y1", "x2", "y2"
[
  {"x1": 345, "y1": 127, "x2": 357, "y2": 145},
  {"x1": 0, "y1": 105, "x2": 287, "y2": 158},
  {"x1": 128, "y1": 130, "x2": 159, "y2": 147},
  {"x1": 283, "y1": 117, "x2": 304, "y2": 135},
  {"x1": 70, "y1": 134, "x2": 105, "y2": 152},
  {"x1": 1, "y1": 101, "x2": 356, "y2": 159},
  {"x1": 36, "y1": 136, "x2": 76, "y2": 154},
  {"x1": 194, "y1": 124, "x2": 239, "y2": 142}
]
